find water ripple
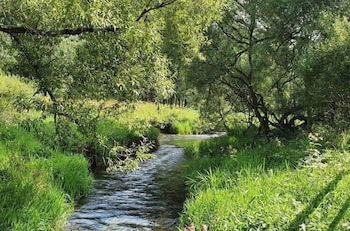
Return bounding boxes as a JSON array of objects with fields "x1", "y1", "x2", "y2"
[{"x1": 66, "y1": 135, "x2": 216, "y2": 231}]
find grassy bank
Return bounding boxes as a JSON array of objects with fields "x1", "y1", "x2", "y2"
[
  {"x1": 0, "y1": 72, "x2": 204, "y2": 230},
  {"x1": 180, "y1": 129, "x2": 350, "y2": 230},
  {"x1": 0, "y1": 74, "x2": 91, "y2": 230},
  {"x1": 0, "y1": 73, "x2": 204, "y2": 170},
  {"x1": 0, "y1": 124, "x2": 92, "y2": 231}
]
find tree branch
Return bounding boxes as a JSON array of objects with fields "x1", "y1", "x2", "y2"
[
  {"x1": 218, "y1": 24, "x2": 249, "y2": 45},
  {"x1": 0, "y1": 0, "x2": 178, "y2": 36},
  {"x1": 136, "y1": 0, "x2": 178, "y2": 22},
  {"x1": 0, "y1": 25, "x2": 120, "y2": 37}
]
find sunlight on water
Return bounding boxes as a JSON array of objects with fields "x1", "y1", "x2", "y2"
[{"x1": 66, "y1": 134, "x2": 217, "y2": 231}]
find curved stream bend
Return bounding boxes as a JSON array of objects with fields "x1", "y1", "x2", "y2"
[{"x1": 66, "y1": 134, "x2": 216, "y2": 231}]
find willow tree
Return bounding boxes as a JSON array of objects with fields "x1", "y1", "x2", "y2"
[
  {"x1": 299, "y1": 16, "x2": 350, "y2": 126},
  {"x1": 0, "y1": 0, "x2": 225, "y2": 124},
  {"x1": 188, "y1": 0, "x2": 340, "y2": 135},
  {"x1": 1, "y1": 0, "x2": 222, "y2": 97}
]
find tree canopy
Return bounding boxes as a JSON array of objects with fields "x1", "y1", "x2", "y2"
[
  {"x1": 1, "y1": 0, "x2": 349, "y2": 136},
  {"x1": 186, "y1": 0, "x2": 350, "y2": 135}
]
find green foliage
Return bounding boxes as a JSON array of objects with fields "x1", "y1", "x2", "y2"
[
  {"x1": 94, "y1": 118, "x2": 160, "y2": 170},
  {"x1": 0, "y1": 72, "x2": 42, "y2": 124},
  {"x1": 2, "y1": 1, "x2": 350, "y2": 230},
  {"x1": 88, "y1": 102, "x2": 204, "y2": 169},
  {"x1": 0, "y1": 124, "x2": 43, "y2": 157},
  {"x1": 0, "y1": 71, "x2": 202, "y2": 171},
  {"x1": 183, "y1": 132, "x2": 308, "y2": 177},
  {"x1": 18, "y1": 101, "x2": 203, "y2": 171},
  {"x1": 338, "y1": 130, "x2": 350, "y2": 152},
  {"x1": 186, "y1": 0, "x2": 348, "y2": 135},
  {"x1": 0, "y1": 0, "x2": 226, "y2": 107},
  {"x1": 0, "y1": 34, "x2": 17, "y2": 70},
  {"x1": 181, "y1": 160, "x2": 350, "y2": 230},
  {"x1": 310, "y1": 124, "x2": 350, "y2": 153},
  {"x1": 121, "y1": 102, "x2": 206, "y2": 134},
  {"x1": 299, "y1": 16, "x2": 350, "y2": 124}
]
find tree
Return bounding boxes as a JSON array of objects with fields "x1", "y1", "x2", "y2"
[
  {"x1": 1, "y1": 0, "x2": 224, "y2": 101},
  {"x1": 0, "y1": 0, "x2": 225, "y2": 145},
  {"x1": 187, "y1": 0, "x2": 339, "y2": 136},
  {"x1": 299, "y1": 16, "x2": 350, "y2": 126}
]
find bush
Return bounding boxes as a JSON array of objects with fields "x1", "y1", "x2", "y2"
[{"x1": 0, "y1": 73, "x2": 42, "y2": 124}]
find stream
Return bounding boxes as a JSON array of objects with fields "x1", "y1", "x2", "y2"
[{"x1": 66, "y1": 134, "x2": 217, "y2": 231}]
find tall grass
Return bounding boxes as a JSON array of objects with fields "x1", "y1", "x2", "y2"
[
  {"x1": 338, "y1": 130, "x2": 350, "y2": 151},
  {"x1": 180, "y1": 131, "x2": 350, "y2": 230},
  {"x1": 34, "y1": 153, "x2": 92, "y2": 201},
  {"x1": 0, "y1": 124, "x2": 92, "y2": 231},
  {"x1": 0, "y1": 158, "x2": 71, "y2": 231}
]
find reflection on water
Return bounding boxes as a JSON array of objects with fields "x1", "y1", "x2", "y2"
[{"x1": 66, "y1": 134, "x2": 217, "y2": 231}]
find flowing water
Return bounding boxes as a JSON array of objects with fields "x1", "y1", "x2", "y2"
[{"x1": 66, "y1": 134, "x2": 217, "y2": 231}]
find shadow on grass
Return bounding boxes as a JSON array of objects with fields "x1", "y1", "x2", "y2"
[
  {"x1": 287, "y1": 171, "x2": 348, "y2": 231},
  {"x1": 327, "y1": 196, "x2": 350, "y2": 231}
]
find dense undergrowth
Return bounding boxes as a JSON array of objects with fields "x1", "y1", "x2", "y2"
[
  {"x1": 0, "y1": 72, "x2": 203, "y2": 230},
  {"x1": 180, "y1": 128, "x2": 350, "y2": 230}
]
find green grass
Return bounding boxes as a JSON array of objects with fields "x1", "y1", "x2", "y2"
[
  {"x1": 180, "y1": 131, "x2": 350, "y2": 230},
  {"x1": 0, "y1": 124, "x2": 92, "y2": 231},
  {"x1": 119, "y1": 102, "x2": 206, "y2": 134},
  {"x1": 0, "y1": 157, "x2": 71, "y2": 231},
  {"x1": 33, "y1": 153, "x2": 92, "y2": 201}
]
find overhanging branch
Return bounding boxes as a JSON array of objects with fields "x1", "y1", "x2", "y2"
[
  {"x1": 0, "y1": 26, "x2": 120, "y2": 37},
  {"x1": 136, "y1": 0, "x2": 178, "y2": 22},
  {"x1": 0, "y1": 0, "x2": 178, "y2": 36}
]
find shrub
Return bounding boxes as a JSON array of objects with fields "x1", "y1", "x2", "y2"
[{"x1": 0, "y1": 73, "x2": 42, "y2": 124}]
